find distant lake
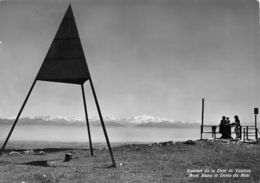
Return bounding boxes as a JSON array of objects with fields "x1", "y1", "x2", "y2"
[{"x1": 0, "y1": 124, "x2": 200, "y2": 143}]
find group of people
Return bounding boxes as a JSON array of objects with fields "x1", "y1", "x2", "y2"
[{"x1": 219, "y1": 115, "x2": 241, "y2": 139}]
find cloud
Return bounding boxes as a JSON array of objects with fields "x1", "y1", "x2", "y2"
[{"x1": 0, "y1": 41, "x2": 2, "y2": 45}]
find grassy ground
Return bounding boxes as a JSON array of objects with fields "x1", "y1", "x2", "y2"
[{"x1": 0, "y1": 140, "x2": 259, "y2": 183}]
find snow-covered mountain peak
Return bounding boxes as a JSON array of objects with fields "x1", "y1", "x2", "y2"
[
  {"x1": 6, "y1": 114, "x2": 176, "y2": 124},
  {"x1": 34, "y1": 116, "x2": 83, "y2": 122},
  {"x1": 128, "y1": 114, "x2": 174, "y2": 124}
]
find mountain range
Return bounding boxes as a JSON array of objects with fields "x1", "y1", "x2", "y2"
[{"x1": 0, "y1": 115, "x2": 200, "y2": 128}]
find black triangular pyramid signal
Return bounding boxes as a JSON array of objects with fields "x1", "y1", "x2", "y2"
[
  {"x1": 1, "y1": 5, "x2": 116, "y2": 167},
  {"x1": 37, "y1": 5, "x2": 90, "y2": 84}
]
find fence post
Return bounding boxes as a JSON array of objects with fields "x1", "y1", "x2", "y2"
[
  {"x1": 255, "y1": 114, "x2": 258, "y2": 140},
  {"x1": 246, "y1": 126, "x2": 248, "y2": 140},
  {"x1": 254, "y1": 108, "x2": 258, "y2": 140},
  {"x1": 201, "y1": 98, "x2": 204, "y2": 140},
  {"x1": 243, "y1": 128, "x2": 245, "y2": 142}
]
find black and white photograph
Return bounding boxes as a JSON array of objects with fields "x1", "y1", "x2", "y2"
[{"x1": 0, "y1": 0, "x2": 259, "y2": 182}]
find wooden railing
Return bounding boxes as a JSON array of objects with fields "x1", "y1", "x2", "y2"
[
  {"x1": 201, "y1": 125, "x2": 258, "y2": 141},
  {"x1": 242, "y1": 126, "x2": 258, "y2": 142}
]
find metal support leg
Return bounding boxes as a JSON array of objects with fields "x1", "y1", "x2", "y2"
[
  {"x1": 81, "y1": 84, "x2": 93, "y2": 156},
  {"x1": 89, "y1": 78, "x2": 116, "y2": 167},
  {"x1": 0, "y1": 79, "x2": 37, "y2": 155}
]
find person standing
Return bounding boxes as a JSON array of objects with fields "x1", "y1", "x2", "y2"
[
  {"x1": 225, "y1": 117, "x2": 232, "y2": 139},
  {"x1": 219, "y1": 116, "x2": 226, "y2": 138},
  {"x1": 232, "y1": 115, "x2": 241, "y2": 139}
]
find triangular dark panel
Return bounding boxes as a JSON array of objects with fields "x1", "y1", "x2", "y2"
[{"x1": 36, "y1": 5, "x2": 90, "y2": 84}]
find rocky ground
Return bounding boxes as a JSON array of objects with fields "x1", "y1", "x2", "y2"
[{"x1": 0, "y1": 139, "x2": 259, "y2": 183}]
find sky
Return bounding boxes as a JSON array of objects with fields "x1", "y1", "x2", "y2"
[{"x1": 0, "y1": 0, "x2": 259, "y2": 124}]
